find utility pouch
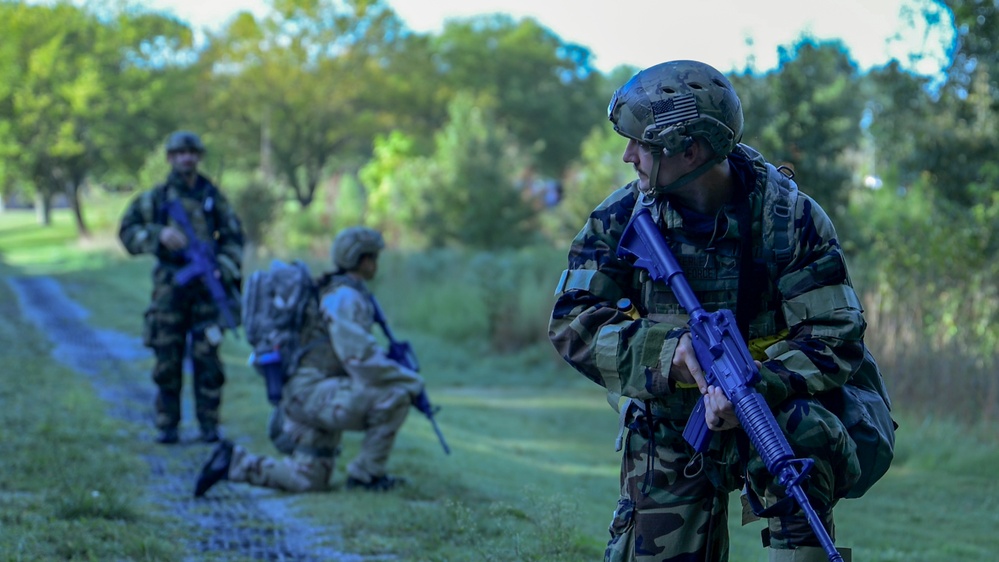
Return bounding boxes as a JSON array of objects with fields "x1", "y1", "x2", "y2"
[{"x1": 821, "y1": 347, "x2": 897, "y2": 499}]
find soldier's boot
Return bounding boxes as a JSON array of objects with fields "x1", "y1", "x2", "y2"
[
  {"x1": 156, "y1": 427, "x2": 179, "y2": 444},
  {"x1": 200, "y1": 426, "x2": 221, "y2": 443},
  {"x1": 768, "y1": 546, "x2": 852, "y2": 562},
  {"x1": 346, "y1": 474, "x2": 406, "y2": 492},
  {"x1": 194, "y1": 439, "x2": 234, "y2": 497}
]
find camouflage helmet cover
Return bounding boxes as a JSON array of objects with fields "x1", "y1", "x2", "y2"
[
  {"x1": 165, "y1": 130, "x2": 206, "y2": 154},
  {"x1": 331, "y1": 226, "x2": 385, "y2": 270},
  {"x1": 607, "y1": 60, "x2": 743, "y2": 158}
]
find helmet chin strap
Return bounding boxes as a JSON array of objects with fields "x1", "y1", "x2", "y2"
[
  {"x1": 650, "y1": 153, "x2": 727, "y2": 197},
  {"x1": 644, "y1": 151, "x2": 662, "y2": 196}
]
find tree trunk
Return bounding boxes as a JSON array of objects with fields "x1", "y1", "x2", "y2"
[
  {"x1": 260, "y1": 106, "x2": 274, "y2": 183},
  {"x1": 67, "y1": 181, "x2": 90, "y2": 237},
  {"x1": 302, "y1": 163, "x2": 320, "y2": 209},
  {"x1": 35, "y1": 192, "x2": 51, "y2": 226}
]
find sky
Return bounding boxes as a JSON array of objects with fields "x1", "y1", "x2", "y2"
[{"x1": 140, "y1": 0, "x2": 957, "y2": 78}]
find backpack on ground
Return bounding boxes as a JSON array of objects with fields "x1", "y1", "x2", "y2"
[{"x1": 242, "y1": 259, "x2": 318, "y2": 405}]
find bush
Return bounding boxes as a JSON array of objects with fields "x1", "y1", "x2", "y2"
[
  {"x1": 375, "y1": 246, "x2": 565, "y2": 353},
  {"x1": 228, "y1": 175, "x2": 282, "y2": 247}
]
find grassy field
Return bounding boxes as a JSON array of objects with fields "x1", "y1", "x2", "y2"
[{"x1": 1, "y1": 205, "x2": 998, "y2": 561}]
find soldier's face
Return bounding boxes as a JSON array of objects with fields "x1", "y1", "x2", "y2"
[
  {"x1": 623, "y1": 139, "x2": 677, "y2": 190},
  {"x1": 357, "y1": 254, "x2": 379, "y2": 281},
  {"x1": 167, "y1": 149, "x2": 201, "y2": 174},
  {"x1": 623, "y1": 139, "x2": 651, "y2": 190}
]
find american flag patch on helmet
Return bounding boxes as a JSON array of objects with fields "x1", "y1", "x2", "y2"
[{"x1": 652, "y1": 93, "x2": 698, "y2": 128}]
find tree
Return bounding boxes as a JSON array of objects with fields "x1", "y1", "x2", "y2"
[
  {"x1": 362, "y1": 93, "x2": 537, "y2": 250},
  {"x1": 733, "y1": 39, "x2": 866, "y2": 216},
  {"x1": 200, "y1": 0, "x2": 440, "y2": 208},
  {"x1": 541, "y1": 124, "x2": 634, "y2": 246},
  {"x1": 861, "y1": 62, "x2": 938, "y2": 189},
  {"x1": 0, "y1": 2, "x2": 194, "y2": 231},
  {"x1": 896, "y1": 0, "x2": 999, "y2": 207},
  {"x1": 431, "y1": 15, "x2": 606, "y2": 179}
]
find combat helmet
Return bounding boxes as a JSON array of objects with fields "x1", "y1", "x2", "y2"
[
  {"x1": 165, "y1": 130, "x2": 206, "y2": 154},
  {"x1": 331, "y1": 226, "x2": 385, "y2": 271},
  {"x1": 608, "y1": 60, "x2": 743, "y2": 195}
]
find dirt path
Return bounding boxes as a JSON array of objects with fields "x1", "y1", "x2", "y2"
[{"x1": 7, "y1": 275, "x2": 375, "y2": 562}]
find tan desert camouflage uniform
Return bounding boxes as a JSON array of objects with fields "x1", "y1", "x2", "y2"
[
  {"x1": 227, "y1": 273, "x2": 424, "y2": 491},
  {"x1": 550, "y1": 144, "x2": 872, "y2": 561},
  {"x1": 118, "y1": 170, "x2": 244, "y2": 435}
]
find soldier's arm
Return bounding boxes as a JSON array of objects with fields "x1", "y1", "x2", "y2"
[
  {"x1": 211, "y1": 190, "x2": 245, "y2": 285},
  {"x1": 549, "y1": 186, "x2": 688, "y2": 405},
  {"x1": 118, "y1": 191, "x2": 169, "y2": 258},
  {"x1": 754, "y1": 193, "x2": 867, "y2": 406},
  {"x1": 321, "y1": 286, "x2": 424, "y2": 396}
]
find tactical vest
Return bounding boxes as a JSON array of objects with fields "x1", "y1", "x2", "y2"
[
  {"x1": 286, "y1": 272, "x2": 372, "y2": 386},
  {"x1": 280, "y1": 274, "x2": 352, "y2": 389},
  {"x1": 139, "y1": 175, "x2": 222, "y2": 260},
  {"x1": 630, "y1": 160, "x2": 794, "y2": 343},
  {"x1": 626, "y1": 154, "x2": 895, "y2": 499}
]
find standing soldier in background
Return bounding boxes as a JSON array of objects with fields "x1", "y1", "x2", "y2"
[{"x1": 119, "y1": 131, "x2": 245, "y2": 445}]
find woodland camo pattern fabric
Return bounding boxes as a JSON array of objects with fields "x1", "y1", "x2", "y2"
[
  {"x1": 118, "y1": 170, "x2": 244, "y2": 433},
  {"x1": 550, "y1": 144, "x2": 866, "y2": 561}
]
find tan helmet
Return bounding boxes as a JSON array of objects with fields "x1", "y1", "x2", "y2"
[
  {"x1": 331, "y1": 226, "x2": 385, "y2": 270},
  {"x1": 608, "y1": 60, "x2": 743, "y2": 195}
]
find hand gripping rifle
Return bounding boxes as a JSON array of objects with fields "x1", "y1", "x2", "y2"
[
  {"x1": 370, "y1": 296, "x2": 451, "y2": 455},
  {"x1": 616, "y1": 207, "x2": 843, "y2": 562},
  {"x1": 166, "y1": 200, "x2": 240, "y2": 335}
]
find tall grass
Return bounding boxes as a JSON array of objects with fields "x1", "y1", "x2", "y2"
[
  {"x1": 864, "y1": 292, "x2": 999, "y2": 429},
  {"x1": 375, "y1": 246, "x2": 566, "y2": 353}
]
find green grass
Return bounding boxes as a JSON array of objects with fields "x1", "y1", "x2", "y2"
[
  {"x1": 2, "y1": 205, "x2": 998, "y2": 561},
  {"x1": 0, "y1": 258, "x2": 181, "y2": 558}
]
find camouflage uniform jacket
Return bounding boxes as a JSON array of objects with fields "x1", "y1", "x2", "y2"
[
  {"x1": 118, "y1": 170, "x2": 244, "y2": 294},
  {"x1": 271, "y1": 273, "x2": 422, "y2": 459},
  {"x1": 315, "y1": 274, "x2": 424, "y2": 399},
  {"x1": 549, "y1": 144, "x2": 869, "y2": 415}
]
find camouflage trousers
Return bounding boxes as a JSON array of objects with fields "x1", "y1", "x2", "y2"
[
  {"x1": 228, "y1": 374, "x2": 412, "y2": 492},
  {"x1": 605, "y1": 391, "x2": 860, "y2": 562},
  {"x1": 143, "y1": 281, "x2": 226, "y2": 432}
]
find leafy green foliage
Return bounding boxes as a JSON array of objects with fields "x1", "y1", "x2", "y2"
[
  {"x1": 200, "y1": 0, "x2": 438, "y2": 208},
  {"x1": 362, "y1": 93, "x2": 539, "y2": 250},
  {"x1": 541, "y1": 124, "x2": 635, "y2": 246},
  {"x1": 734, "y1": 39, "x2": 865, "y2": 215},
  {"x1": 431, "y1": 14, "x2": 606, "y2": 178},
  {"x1": 0, "y1": 2, "x2": 193, "y2": 230},
  {"x1": 360, "y1": 130, "x2": 427, "y2": 247},
  {"x1": 851, "y1": 179, "x2": 999, "y2": 360}
]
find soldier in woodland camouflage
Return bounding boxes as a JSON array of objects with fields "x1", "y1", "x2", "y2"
[
  {"x1": 119, "y1": 131, "x2": 244, "y2": 445},
  {"x1": 549, "y1": 61, "x2": 887, "y2": 562},
  {"x1": 194, "y1": 226, "x2": 425, "y2": 497}
]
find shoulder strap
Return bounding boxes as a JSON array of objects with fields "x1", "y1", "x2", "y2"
[
  {"x1": 198, "y1": 176, "x2": 222, "y2": 238},
  {"x1": 762, "y1": 164, "x2": 799, "y2": 281},
  {"x1": 144, "y1": 183, "x2": 169, "y2": 225}
]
